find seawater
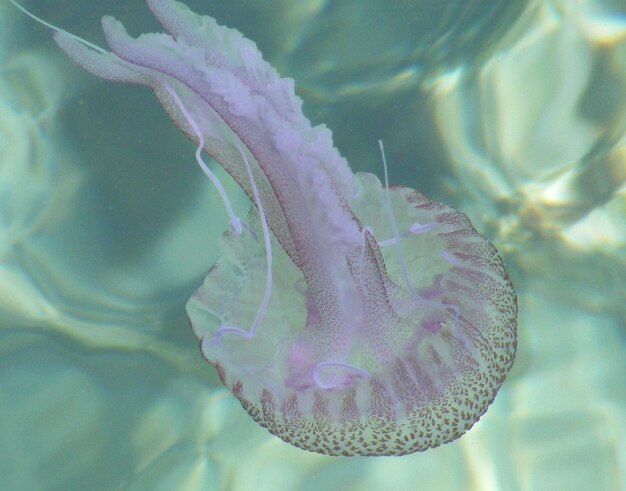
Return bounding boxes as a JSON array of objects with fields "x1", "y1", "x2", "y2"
[{"x1": 0, "y1": 0, "x2": 624, "y2": 490}]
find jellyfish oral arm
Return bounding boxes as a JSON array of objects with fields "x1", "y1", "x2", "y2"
[
  {"x1": 49, "y1": 2, "x2": 397, "y2": 360},
  {"x1": 20, "y1": 0, "x2": 391, "y2": 372}
]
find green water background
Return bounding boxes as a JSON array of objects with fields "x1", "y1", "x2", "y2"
[{"x1": 0, "y1": 0, "x2": 624, "y2": 490}]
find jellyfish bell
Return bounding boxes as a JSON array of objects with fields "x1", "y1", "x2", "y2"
[
  {"x1": 188, "y1": 153, "x2": 516, "y2": 455},
  {"x1": 14, "y1": 0, "x2": 517, "y2": 456}
]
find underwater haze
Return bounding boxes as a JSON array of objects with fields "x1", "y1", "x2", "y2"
[{"x1": 1, "y1": 0, "x2": 624, "y2": 490}]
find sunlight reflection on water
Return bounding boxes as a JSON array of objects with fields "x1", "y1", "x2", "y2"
[{"x1": 0, "y1": 0, "x2": 624, "y2": 490}]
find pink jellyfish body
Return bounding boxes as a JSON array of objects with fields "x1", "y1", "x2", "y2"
[{"x1": 52, "y1": 0, "x2": 516, "y2": 456}]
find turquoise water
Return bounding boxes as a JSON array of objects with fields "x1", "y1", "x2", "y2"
[{"x1": 1, "y1": 0, "x2": 624, "y2": 489}]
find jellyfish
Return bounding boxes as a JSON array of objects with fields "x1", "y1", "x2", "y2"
[{"x1": 31, "y1": 0, "x2": 516, "y2": 456}]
